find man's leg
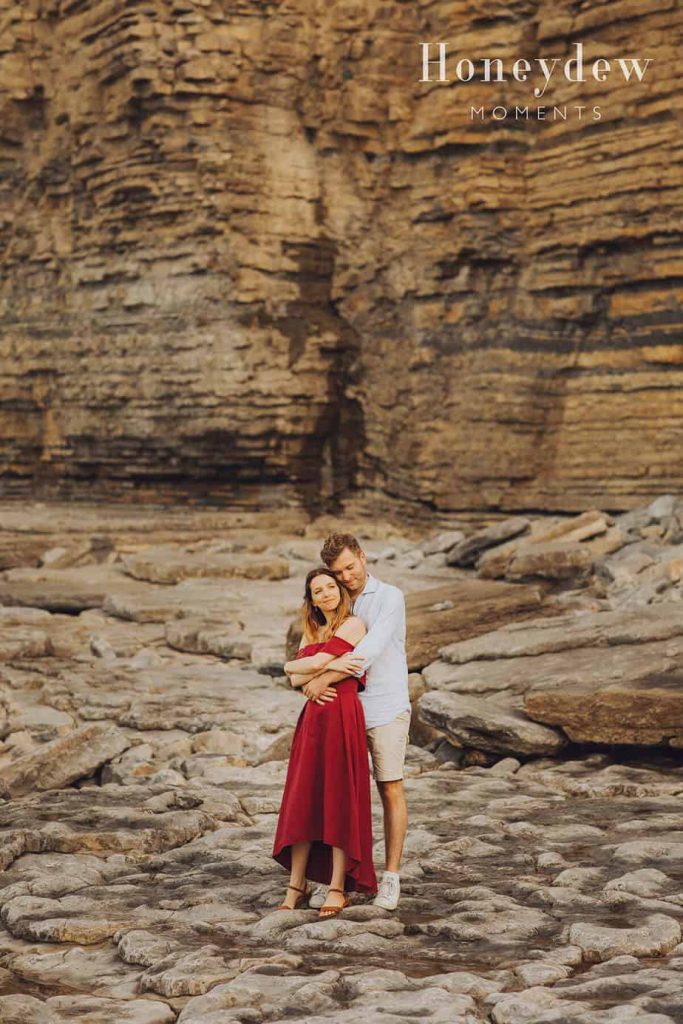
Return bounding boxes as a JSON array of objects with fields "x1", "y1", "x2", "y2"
[
  {"x1": 376, "y1": 778, "x2": 407, "y2": 873},
  {"x1": 366, "y1": 709, "x2": 410, "y2": 908}
]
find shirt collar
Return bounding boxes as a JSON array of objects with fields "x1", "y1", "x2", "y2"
[{"x1": 355, "y1": 572, "x2": 379, "y2": 599}]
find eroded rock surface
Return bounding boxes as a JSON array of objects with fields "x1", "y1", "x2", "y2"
[{"x1": 0, "y1": 500, "x2": 681, "y2": 1023}]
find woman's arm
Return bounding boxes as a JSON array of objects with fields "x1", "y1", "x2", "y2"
[
  {"x1": 284, "y1": 650, "x2": 337, "y2": 676},
  {"x1": 285, "y1": 634, "x2": 324, "y2": 687},
  {"x1": 288, "y1": 664, "x2": 324, "y2": 688},
  {"x1": 299, "y1": 617, "x2": 368, "y2": 700},
  {"x1": 286, "y1": 617, "x2": 366, "y2": 687}
]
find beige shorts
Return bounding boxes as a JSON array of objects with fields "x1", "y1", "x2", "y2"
[{"x1": 366, "y1": 708, "x2": 411, "y2": 782}]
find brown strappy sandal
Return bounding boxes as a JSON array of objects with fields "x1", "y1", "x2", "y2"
[
  {"x1": 318, "y1": 887, "x2": 349, "y2": 918},
  {"x1": 276, "y1": 883, "x2": 310, "y2": 910}
]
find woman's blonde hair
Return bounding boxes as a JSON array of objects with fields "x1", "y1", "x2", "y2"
[{"x1": 301, "y1": 567, "x2": 352, "y2": 642}]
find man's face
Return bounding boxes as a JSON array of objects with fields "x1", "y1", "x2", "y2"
[{"x1": 329, "y1": 547, "x2": 367, "y2": 596}]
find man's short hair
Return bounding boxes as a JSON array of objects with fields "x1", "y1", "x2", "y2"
[{"x1": 320, "y1": 532, "x2": 363, "y2": 566}]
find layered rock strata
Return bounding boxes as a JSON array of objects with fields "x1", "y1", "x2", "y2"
[{"x1": 0, "y1": 3, "x2": 680, "y2": 513}]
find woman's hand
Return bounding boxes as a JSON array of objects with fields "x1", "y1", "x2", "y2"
[
  {"x1": 329, "y1": 652, "x2": 365, "y2": 677},
  {"x1": 302, "y1": 678, "x2": 339, "y2": 704}
]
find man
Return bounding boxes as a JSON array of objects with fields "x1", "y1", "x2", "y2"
[{"x1": 301, "y1": 532, "x2": 411, "y2": 911}]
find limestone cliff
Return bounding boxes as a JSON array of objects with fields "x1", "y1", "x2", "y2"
[{"x1": 0, "y1": 0, "x2": 680, "y2": 514}]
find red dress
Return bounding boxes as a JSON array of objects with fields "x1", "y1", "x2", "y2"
[{"x1": 272, "y1": 635, "x2": 377, "y2": 894}]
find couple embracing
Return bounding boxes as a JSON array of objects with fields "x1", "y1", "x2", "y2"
[{"x1": 272, "y1": 531, "x2": 411, "y2": 916}]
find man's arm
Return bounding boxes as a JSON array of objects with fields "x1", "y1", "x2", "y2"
[
  {"x1": 300, "y1": 616, "x2": 367, "y2": 699},
  {"x1": 304, "y1": 593, "x2": 404, "y2": 688},
  {"x1": 346, "y1": 588, "x2": 404, "y2": 674}
]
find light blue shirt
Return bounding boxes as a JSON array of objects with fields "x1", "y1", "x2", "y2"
[{"x1": 351, "y1": 573, "x2": 410, "y2": 729}]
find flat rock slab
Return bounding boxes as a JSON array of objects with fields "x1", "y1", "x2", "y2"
[
  {"x1": 102, "y1": 577, "x2": 300, "y2": 671},
  {"x1": 165, "y1": 618, "x2": 252, "y2": 660},
  {"x1": 0, "y1": 993, "x2": 176, "y2": 1023},
  {"x1": 34, "y1": 661, "x2": 301, "y2": 763},
  {"x1": 176, "y1": 968, "x2": 481, "y2": 1024},
  {"x1": 549, "y1": 960, "x2": 683, "y2": 1022},
  {"x1": 0, "y1": 784, "x2": 221, "y2": 869},
  {"x1": 5, "y1": 943, "x2": 145, "y2": 999},
  {"x1": 0, "y1": 537, "x2": 55, "y2": 571},
  {"x1": 525, "y1": 673, "x2": 683, "y2": 745},
  {"x1": 0, "y1": 567, "x2": 152, "y2": 613},
  {"x1": 3, "y1": 723, "x2": 131, "y2": 797},
  {"x1": 122, "y1": 546, "x2": 290, "y2": 584},
  {"x1": 419, "y1": 893, "x2": 554, "y2": 945},
  {"x1": 532, "y1": 510, "x2": 612, "y2": 545},
  {"x1": 0, "y1": 611, "x2": 165, "y2": 662},
  {"x1": 3, "y1": 701, "x2": 74, "y2": 741},
  {"x1": 568, "y1": 914, "x2": 682, "y2": 962},
  {"x1": 423, "y1": 634, "x2": 683, "y2": 699},
  {"x1": 438, "y1": 606, "x2": 683, "y2": 665},
  {"x1": 103, "y1": 578, "x2": 237, "y2": 623},
  {"x1": 405, "y1": 579, "x2": 552, "y2": 670},
  {"x1": 520, "y1": 763, "x2": 683, "y2": 801},
  {"x1": 418, "y1": 691, "x2": 566, "y2": 755},
  {"x1": 78, "y1": 610, "x2": 168, "y2": 658},
  {"x1": 0, "y1": 607, "x2": 53, "y2": 624}
]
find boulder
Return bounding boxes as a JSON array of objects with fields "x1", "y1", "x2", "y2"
[
  {"x1": 418, "y1": 691, "x2": 566, "y2": 755},
  {"x1": 477, "y1": 511, "x2": 613, "y2": 582},
  {"x1": 0, "y1": 627, "x2": 51, "y2": 660},
  {"x1": 420, "y1": 530, "x2": 465, "y2": 555},
  {"x1": 531, "y1": 510, "x2": 612, "y2": 545},
  {"x1": 3, "y1": 723, "x2": 131, "y2": 796},
  {"x1": 165, "y1": 618, "x2": 252, "y2": 660},
  {"x1": 445, "y1": 517, "x2": 530, "y2": 567},
  {"x1": 525, "y1": 673, "x2": 683, "y2": 746},
  {"x1": 504, "y1": 542, "x2": 594, "y2": 582}
]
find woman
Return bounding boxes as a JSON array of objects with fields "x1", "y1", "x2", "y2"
[{"x1": 272, "y1": 567, "x2": 377, "y2": 916}]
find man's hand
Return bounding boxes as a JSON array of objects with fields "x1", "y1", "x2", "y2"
[
  {"x1": 329, "y1": 652, "x2": 365, "y2": 677},
  {"x1": 302, "y1": 677, "x2": 339, "y2": 704}
]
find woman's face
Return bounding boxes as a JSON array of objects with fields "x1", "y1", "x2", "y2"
[{"x1": 309, "y1": 574, "x2": 341, "y2": 614}]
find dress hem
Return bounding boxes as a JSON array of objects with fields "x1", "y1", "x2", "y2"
[{"x1": 273, "y1": 835, "x2": 377, "y2": 895}]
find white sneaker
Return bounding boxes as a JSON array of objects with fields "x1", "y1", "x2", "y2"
[
  {"x1": 307, "y1": 884, "x2": 328, "y2": 909},
  {"x1": 372, "y1": 871, "x2": 400, "y2": 910}
]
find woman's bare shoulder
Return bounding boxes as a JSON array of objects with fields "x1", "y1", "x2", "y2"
[{"x1": 335, "y1": 616, "x2": 366, "y2": 643}]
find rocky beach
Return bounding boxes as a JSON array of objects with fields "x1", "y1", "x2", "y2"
[
  {"x1": 0, "y1": 496, "x2": 682, "y2": 1024},
  {"x1": 0, "y1": 3, "x2": 681, "y2": 1020}
]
